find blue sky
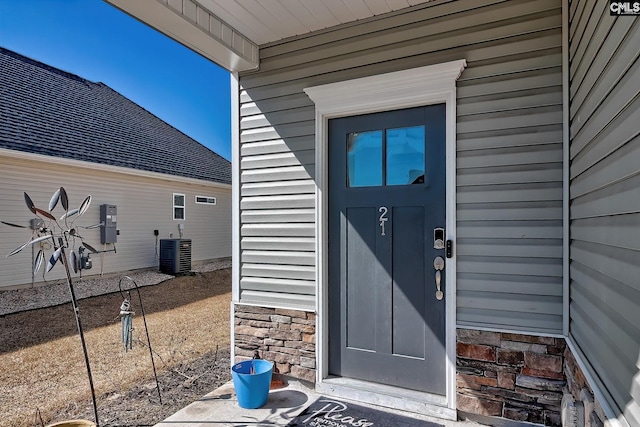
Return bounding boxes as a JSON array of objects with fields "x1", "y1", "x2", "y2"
[{"x1": 0, "y1": 0, "x2": 232, "y2": 160}]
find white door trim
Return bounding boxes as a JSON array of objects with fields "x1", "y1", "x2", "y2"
[{"x1": 305, "y1": 59, "x2": 466, "y2": 413}]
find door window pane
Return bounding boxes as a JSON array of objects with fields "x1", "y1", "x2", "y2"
[
  {"x1": 386, "y1": 126, "x2": 425, "y2": 186},
  {"x1": 347, "y1": 130, "x2": 383, "y2": 187}
]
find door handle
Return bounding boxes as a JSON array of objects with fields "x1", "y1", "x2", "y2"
[{"x1": 433, "y1": 256, "x2": 444, "y2": 300}]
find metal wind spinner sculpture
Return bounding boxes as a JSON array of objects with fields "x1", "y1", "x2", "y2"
[
  {"x1": 4, "y1": 187, "x2": 102, "y2": 426},
  {"x1": 3, "y1": 187, "x2": 162, "y2": 426},
  {"x1": 5, "y1": 188, "x2": 98, "y2": 272}
]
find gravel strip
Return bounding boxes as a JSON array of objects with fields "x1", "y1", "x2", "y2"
[{"x1": 0, "y1": 257, "x2": 231, "y2": 316}]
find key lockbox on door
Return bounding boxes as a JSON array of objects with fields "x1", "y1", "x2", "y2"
[{"x1": 100, "y1": 204, "x2": 117, "y2": 244}]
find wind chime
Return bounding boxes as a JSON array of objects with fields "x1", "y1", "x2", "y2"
[
  {"x1": 120, "y1": 297, "x2": 134, "y2": 352},
  {"x1": 117, "y1": 276, "x2": 162, "y2": 404}
]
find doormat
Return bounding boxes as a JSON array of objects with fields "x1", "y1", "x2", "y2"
[{"x1": 287, "y1": 397, "x2": 443, "y2": 427}]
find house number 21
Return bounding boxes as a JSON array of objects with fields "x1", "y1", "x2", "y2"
[{"x1": 379, "y1": 206, "x2": 388, "y2": 236}]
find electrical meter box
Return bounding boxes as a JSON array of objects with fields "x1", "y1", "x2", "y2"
[{"x1": 100, "y1": 204, "x2": 117, "y2": 244}]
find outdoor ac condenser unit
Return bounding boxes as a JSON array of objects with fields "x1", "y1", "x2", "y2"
[{"x1": 159, "y1": 239, "x2": 191, "y2": 274}]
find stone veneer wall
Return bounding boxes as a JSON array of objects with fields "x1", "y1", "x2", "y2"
[
  {"x1": 564, "y1": 347, "x2": 606, "y2": 427},
  {"x1": 233, "y1": 304, "x2": 316, "y2": 383},
  {"x1": 456, "y1": 329, "x2": 567, "y2": 425},
  {"x1": 233, "y1": 310, "x2": 612, "y2": 426}
]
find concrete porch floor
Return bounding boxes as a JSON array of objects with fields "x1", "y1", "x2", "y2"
[{"x1": 154, "y1": 378, "x2": 482, "y2": 427}]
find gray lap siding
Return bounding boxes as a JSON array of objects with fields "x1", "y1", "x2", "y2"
[{"x1": 238, "y1": 0, "x2": 564, "y2": 331}]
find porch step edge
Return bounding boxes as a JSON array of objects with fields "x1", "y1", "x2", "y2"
[{"x1": 317, "y1": 377, "x2": 456, "y2": 421}]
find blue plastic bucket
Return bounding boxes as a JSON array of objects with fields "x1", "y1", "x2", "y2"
[{"x1": 231, "y1": 359, "x2": 273, "y2": 409}]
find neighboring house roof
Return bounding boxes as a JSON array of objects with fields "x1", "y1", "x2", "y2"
[{"x1": 0, "y1": 47, "x2": 231, "y2": 185}]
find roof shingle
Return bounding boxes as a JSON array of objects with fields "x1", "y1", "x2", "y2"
[{"x1": 0, "y1": 47, "x2": 231, "y2": 185}]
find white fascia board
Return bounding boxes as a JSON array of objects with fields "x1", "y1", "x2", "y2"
[
  {"x1": 104, "y1": 0, "x2": 258, "y2": 72},
  {"x1": 231, "y1": 72, "x2": 241, "y2": 303},
  {"x1": 0, "y1": 148, "x2": 231, "y2": 189}
]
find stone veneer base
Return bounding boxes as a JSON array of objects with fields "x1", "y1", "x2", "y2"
[
  {"x1": 564, "y1": 345, "x2": 606, "y2": 427},
  {"x1": 233, "y1": 304, "x2": 316, "y2": 383},
  {"x1": 456, "y1": 329, "x2": 607, "y2": 427},
  {"x1": 232, "y1": 307, "x2": 609, "y2": 426},
  {"x1": 456, "y1": 329, "x2": 567, "y2": 425}
]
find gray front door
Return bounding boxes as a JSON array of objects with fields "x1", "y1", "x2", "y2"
[{"x1": 328, "y1": 104, "x2": 447, "y2": 395}]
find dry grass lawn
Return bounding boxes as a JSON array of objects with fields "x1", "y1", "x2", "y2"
[{"x1": 0, "y1": 268, "x2": 231, "y2": 427}]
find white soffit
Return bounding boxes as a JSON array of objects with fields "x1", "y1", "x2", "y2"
[
  {"x1": 105, "y1": 0, "x2": 434, "y2": 71},
  {"x1": 196, "y1": 0, "x2": 435, "y2": 46},
  {"x1": 104, "y1": 0, "x2": 259, "y2": 72}
]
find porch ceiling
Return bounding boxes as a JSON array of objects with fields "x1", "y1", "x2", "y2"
[
  {"x1": 104, "y1": 0, "x2": 434, "y2": 72},
  {"x1": 197, "y1": 0, "x2": 434, "y2": 46}
]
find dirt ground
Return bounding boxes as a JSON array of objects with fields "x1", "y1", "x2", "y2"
[{"x1": 0, "y1": 268, "x2": 232, "y2": 427}]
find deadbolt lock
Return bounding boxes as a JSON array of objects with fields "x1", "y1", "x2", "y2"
[{"x1": 434, "y1": 227, "x2": 445, "y2": 249}]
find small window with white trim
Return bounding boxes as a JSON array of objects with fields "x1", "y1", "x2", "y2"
[
  {"x1": 173, "y1": 193, "x2": 185, "y2": 220},
  {"x1": 195, "y1": 196, "x2": 216, "y2": 205}
]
